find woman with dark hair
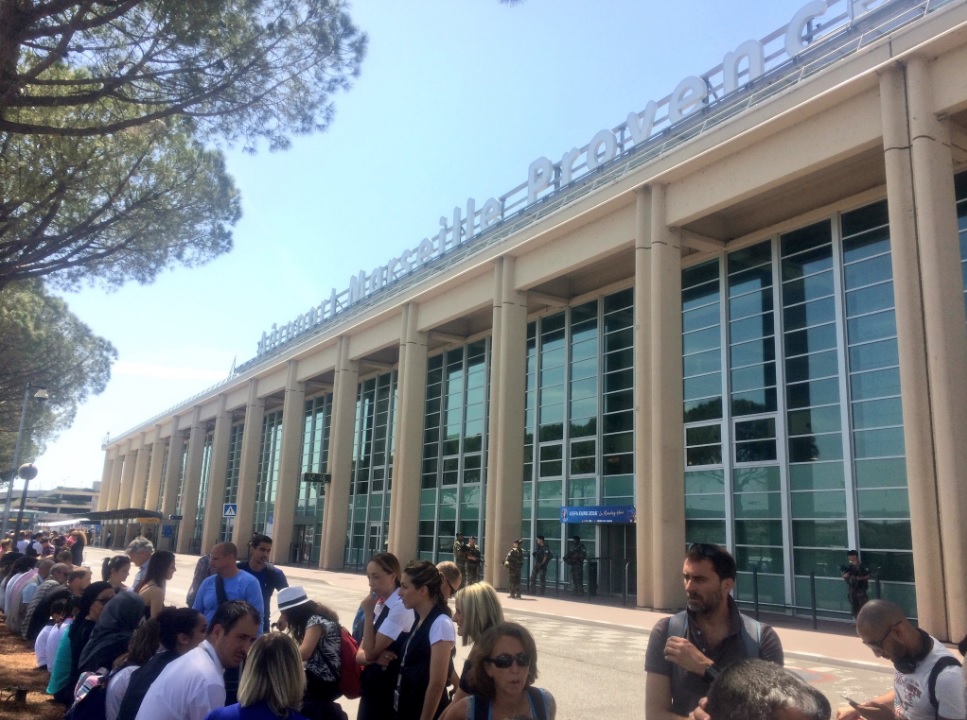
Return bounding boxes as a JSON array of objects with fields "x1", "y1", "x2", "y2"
[
  {"x1": 47, "y1": 580, "x2": 115, "y2": 704},
  {"x1": 357, "y1": 552, "x2": 414, "y2": 720},
  {"x1": 276, "y1": 587, "x2": 345, "y2": 720},
  {"x1": 101, "y1": 555, "x2": 133, "y2": 590},
  {"x1": 78, "y1": 590, "x2": 146, "y2": 673},
  {"x1": 440, "y1": 622, "x2": 555, "y2": 720},
  {"x1": 395, "y1": 559, "x2": 455, "y2": 720},
  {"x1": 134, "y1": 549, "x2": 175, "y2": 618},
  {"x1": 115, "y1": 607, "x2": 208, "y2": 720}
]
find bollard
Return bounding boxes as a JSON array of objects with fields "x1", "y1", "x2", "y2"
[
  {"x1": 752, "y1": 566, "x2": 760, "y2": 620},
  {"x1": 623, "y1": 560, "x2": 630, "y2": 606},
  {"x1": 875, "y1": 567, "x2": 882, "y2": 599},
  {"x1": 810, "y1": 571, "x2": 818, "y2": 629}
]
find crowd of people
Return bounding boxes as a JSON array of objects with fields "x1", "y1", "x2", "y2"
[
  {"x1": 5, "y1": 527, "x2": 966, "y2": 720},
  {"x1": 0, "y1": 530, "x2": 556, "y2": 720}
]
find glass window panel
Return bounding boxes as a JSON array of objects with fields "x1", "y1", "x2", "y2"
[
  {"x1": 685, "y1": 520, "x2": 727, "y2": 545},
  {"x1": 729, "y1": 288, "x2": 773, "y2": 321},
  {"x1": 604, "y1": 390, "x2": 634, "y2": 414},
  {"x1": 847, "y1": 310, "x2": 896, "y2": 344},
  {"x1": 603, "y1": 474, "x2": 634, "y2": 498},
  {"x1": 570, "y1": 417, "x2": 597, "y2": 437},
  {"x1": 685, "y1": 374, "x2": 724, "y2": 402},
  {"x1": 734, "y1": 520, "x2": 783, "y2": 545},
  {"x1": 684, "y1": 397, "x2": 723, "y2": 423},
  {"x1": 686, "y1": 425, "x2": 722, "y2": 445},
  {"x1": 730, "y1": 363, "x2": 776, "y2": 394},
  {"x1": 571, "y1": 300, "x2": 597, "y2": 325},
  {"x1": 685, "y1": 495, "x2": 726, "y2": 519},
  {"x1": 603, "y1": 454, "x2": 634, "y2": 475},
  {"x1": 734, "y1": 417, "x2": 775, "y2": 441},
  {"x1": 571, "y1": 338, "x2": 597, "y2": 363},
  {"x1": 788, "y1": 405, "x2": 841, "y2": 436},
  {"x1": 844, "y1": 254, "x2": 893, "y2": 289},
  {"x1": 793, "y1": 549, "x2": 850, "y2": 578},
  {"x1": 603, "y1": 411, "x2": 633, "y2": 434},
  {"x1": 603, "y1": 432, "x2": 634, "y2": 454},
  {"x1": 685, "y1": 469, "x2": 725, "y2": 494},
  {"x1": 783, "y1": 296, "x2": 835, "y2": 332},
  {"x1": 539, "y1": 460, "x2": 562, "y2": 477},
  {"x1": 782, "y1": 220, "x2": 832, "y2": 255},
  {"x1": 733, "y1": 492, "x2": 782, "y2": 518},
  {"x1": 731, "y1": 388, "x2": 777, "y2": 415},
  {"x1": 604, "y1": 328, "x2": 633, "y2": 353},
  {"x1": 842, "y1": 201, "x2": 889, "y2": 240},
  {"x1": 729, "y1": 242, "x2": 773, "y2": 273},
  {"x1": 568, "y1": 477, "x2": 596, "y2": 501},
  {"x1": 604, "y1": 368, "x2": 634, "y2": 393},
  {"x1": 572, "y1": 357, "x2": 597, "y2": 381},
  {"x1": 683, "y1": 262, "x2": 720, "y2": 296},
  {"x1": 605, "y1": 348, "x2": 634, "y2": 373},
  {"x1": 730, "y1": 313, "x2": 775, "y2": 344},
  {"x1": 782, "y1": 272, "x2": 835, "y2": 306},
  {"x1": 684, "y1": 326, "x2": 721, "y2": 355},
  {"x1": 541, "y1": 365, "x2": 566, "y2": 387},
  {"x1": 735, "y1": 546, "x2": 785, "y2": 574},
  {"x1": 684, "y1": 349, "x2": 721, "y2": 378},
  {"x1": 570, "y1": 377, "x2": 597, "y2": 401},
  {"x1": 735, "y1": 440, "x2": 777, "y2": 463},
  {"x1": 786, "y1": 378, "x2": 839, "y2": 409},
  {"x1": 852, "y1": 398, "x2": 903, "y2": 430},
  {"x1": 792, "y1": 520, "x2": 847, "y2": 547},
  {"x1": 687, "y1": 446, "x2": 722, "y2": 467},
  {"x1": 733, "y1": 466, "x2": 781, "y2": 492},
  {"x1": 785, "y1": 349, "x2": 839, "y2": 383},
  {"x1": 784, "y1": 323, "x2": 838, "y2": 357},
  {"x1": 790, "y1": 490, "x2": 847, "y2": 518},
  {"x1": 849, "y1": 339, "x2": 899, "y2": 373},
  {"x1": 856, "y1": 489, "x2": 909, "y2": 519},
  {"x1": 729, "y1": 267, "x2": 773, "y2": 298},
  {"x1": 845, "y1": 282, "x2": 895, "y2": 317},
  {"x1": 781, "y1": 247, "x2": 832, "y2": 282},
  {"x1": 854, "y1": 428, "x2": 905, "y2": 459},
  {"x1": 860, "y1": 550, "x2": 914, "y2": 582},
  {"x1": 603, "y1": 307, "x2": 634, "y2": 332},
  {"x1": 438, "y1": 488, "x2": 457, "y2": 519},
  {"x1": 859, "y1": 520, "x2": 912, "y2": 551},
  {"x1": 683, "y1": 302, "x2": 721, "y2": 333},
  {"x1": 734, "y1": 573, "x2": 786, "y2": 606},
  {"x1": 788, "y1": 433, "x2": 843, "y2": 463},
  {"x1": 730, "y1": 339, "x2": 776, "y2": 368},
  {"x1": 854, "y1": 458, "x2": 907, "y2": 489},
  {"x1": 850, "y1": 367, "x2": 901, "y2": 401},
  {"x1": 571, "y1": 457, "x2": 596, "y2": 474},
  {"x1": 604, "y1": 288, "x2": 633, "y2": 314}
]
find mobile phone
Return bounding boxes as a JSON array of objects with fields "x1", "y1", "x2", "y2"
[{"x1": 840, "y1": 693, "x2": 861, "y2": 708}]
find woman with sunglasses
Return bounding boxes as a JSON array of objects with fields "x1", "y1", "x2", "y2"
[
  {"x1": 441, "y1": 622, "x2": 555, "y2": 720},
  {"x1": 450, "y1": 582, "x2": 503, "y2": 703},
  {"x1": 395, "y1": 560, "x2": 455, "y2": 720},
  {"x1": 357, "y1": 552, "x2": 415, "y2": 720}
]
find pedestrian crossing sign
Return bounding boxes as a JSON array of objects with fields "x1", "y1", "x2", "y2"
[{"x1": 223, "y1": 503, "x2": 237, "y2": 518}]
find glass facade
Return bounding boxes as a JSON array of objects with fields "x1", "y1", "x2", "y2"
[
  {"x1": 419, "y1": 340, "x2": 490, "y2": 561},
  {"x1": 682, "y1": 199, "x2": 912, "y2": 618},
  {"x1": 344, "y1": 372, "x2": 397, "y2": 567},
  {"x1": 220, "y1": 423, "x2": 244, "y2": 542},
  {"x1": 254, "y1": 411, "x2": 283, "y2": 535},
  {"x1": 299, "y1": 394, "x2": 332, "y2": 564}
]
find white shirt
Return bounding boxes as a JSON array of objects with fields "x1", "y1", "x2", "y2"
[
  {"x1": 377, "y1": 591, "x2": 415, "y2": 641},
  {"x1": 894, "y1": 636, "x2": 966, "y2": 720},
  {"x1": 35, "y1": 622, "x2": 54, "y2": 668},
  {"x1": 46, "y1": 619, "x2": 71, "y2": 675},
  {"x1": 135, "y1": 640, "x2": 225, "y2": 720},
  {"x1": 427, "y1": 614, "x2": 456, "y2": 645},
  {"x1": 105, "y1": 665, "x2": 137, "y2": 720}
]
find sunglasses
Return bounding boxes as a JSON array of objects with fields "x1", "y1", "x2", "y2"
[
  {"x1": 485, "y1": 652, "x2": 531, "y2": 669},
  {"x1": 863, "y1": 621, "x2": 901, "y2": 650}
]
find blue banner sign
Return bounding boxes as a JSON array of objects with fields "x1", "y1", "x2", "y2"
[{"x1": 560, "y1": 505, "x2": 636, "y2": 524}]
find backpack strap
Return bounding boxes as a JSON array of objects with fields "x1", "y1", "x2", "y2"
[
  {"x1": 215, "y1": 575, "x2": 228, "y2": 606},
  {"x1": 526, "y1": 686, "x2": 548, "y2": 720},
  {"x1": 668, "y1": 611, "x2": 688, "y2": 640},
  {"x1": 927, "y1": 655, "x2": 961, "y2": 717},
  {"x1": 738, "y1": 613, "x2": 762, "y2": 659}
]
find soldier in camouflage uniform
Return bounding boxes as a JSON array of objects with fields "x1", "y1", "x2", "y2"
[
  {"x1": 453, "y1": 532, "x2": 468, "y2": 580},
  {"x1": 564, "y1": 534, "x2": 587, "y2": 595},
  {"x1": 465, "y1": 536, "x2": 482, "y2": 584},
  {"x1": 504, "y1": 538, "x2": 525, "y2": 599}
]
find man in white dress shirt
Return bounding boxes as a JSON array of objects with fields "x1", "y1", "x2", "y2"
[{"x1": 135, "y1": 600, "x2": 260, "y2": 720}]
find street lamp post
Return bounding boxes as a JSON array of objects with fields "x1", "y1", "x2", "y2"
[
  {"x1": 1, "y1": 383, "x2": 48, "y2": 535},
  {"x1": 12, "y1": 463, "x2": 39, "y2": 538}
]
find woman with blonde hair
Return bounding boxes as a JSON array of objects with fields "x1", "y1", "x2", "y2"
[
  {"x1": 450, "y1": 581, "x2": 504, "y2": 702},
  {"x1": 205, "y1": 632, "x2": 309, "y2": 720},
  {"x1": 441, "y1": 622, "x2": 556, "y2": 720}
]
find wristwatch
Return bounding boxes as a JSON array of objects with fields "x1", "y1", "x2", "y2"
[{"x1": 703, "y1": 664, "x2": 720, "y2": 684}]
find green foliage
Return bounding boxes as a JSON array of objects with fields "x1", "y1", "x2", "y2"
[
  {"x1": 0, "y1": 280, "x2": 117, "y2": 472},
  {"x1": 0, "y1": 0, "x2": 366, "y2": 289}
]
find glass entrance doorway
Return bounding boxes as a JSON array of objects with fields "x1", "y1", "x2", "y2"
[{"x1": 598, "y1": 524, "x2": 637, "y2": 597}]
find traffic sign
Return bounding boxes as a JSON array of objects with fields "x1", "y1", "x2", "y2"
[{"x1": 223, "y1": 504, "x2": 237, "y2": 518}]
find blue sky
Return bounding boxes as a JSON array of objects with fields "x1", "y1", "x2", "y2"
[{"x1": 32, "y1": 1, "x2": 816, "y2": 491}]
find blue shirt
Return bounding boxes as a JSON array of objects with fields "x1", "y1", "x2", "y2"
[
  {"x1": 237, "y1": 561, "x2": 287, "y2": 632},
  {"x1": 192, "y1": 571, "x2": 264, "y2": 628}
]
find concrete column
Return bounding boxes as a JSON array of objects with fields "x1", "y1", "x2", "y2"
[
  {"x1": 176, "y1": 407, "x2": 206, "y2": 554},
  {"x1": 97, "y1": 450, "x2": 117, "y2": 512},
  {"x1": 486, "y1": 257, "x2": 528, "y2": 589},
  {"x1": 201, "y1": 398, "x2": 231, "y2": 554},
  {"x1": 233, "y1": 381, "x2": 264, "y2": 548},
  {"x1": 483, "y1": 260, "x2": 504, "y2": 584},
  {"x1": 634, "y1": 186, "x2": 655, "y2": 609},
  {"x1": 272, "y1": 362, "x2": 307, "y2": 564},
  {"x1": 128, "y1": 435, "x2": 149, "y2": 509},
  {"x1": 160, "y1": 419, "x2": 184, "y2": 521},
  {"x1": 650, "y1": 184, "x2": 686, "y2": 610},
  {"x1": 144, "y1": 428, "x2": 166, "y2": 512},
  {"x1": 321, "y1": 337, "x2": 358, "y2": 570},
  {"x1": 388, "y1": 303, "x2": 428, "y2": 559},
  {"x1": 118, "y1": 446, "x2": 138, "y2": 509},
  {"x1": 879, "y1": 64, "x2": 948, "y2": 635},
  {"x1": 107, "y1": 445, "x2": 126, "y2": 511}
]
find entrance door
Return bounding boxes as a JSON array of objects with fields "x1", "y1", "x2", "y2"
[
  {"x1": 599, "y1": 524, "x2": 637, "y2": 597},
  {"x1": 366, "y1": 522, "x2": 383, "y2": 559}
]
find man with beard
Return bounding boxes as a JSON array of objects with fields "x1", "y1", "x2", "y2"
[{"x1": 644, "y1": 543, "x2": 784, "y2": 720}]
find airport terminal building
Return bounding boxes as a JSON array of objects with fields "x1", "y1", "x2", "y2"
[{"x1": 98, "y1": 0, "x2": 967, "y2": 640}]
